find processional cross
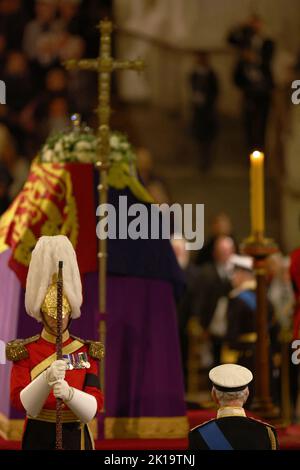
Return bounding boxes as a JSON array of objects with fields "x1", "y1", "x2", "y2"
[
  {"x1": 64, "y1": 19, "x2": 144, "y2": 394},
  {"x1": 65, "y1": 19, "x2": 144, "y2": 313}
]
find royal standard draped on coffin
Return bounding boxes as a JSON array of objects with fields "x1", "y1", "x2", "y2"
[{"x1": 0, "y1": 126, "x2": 187, "y2": 440}]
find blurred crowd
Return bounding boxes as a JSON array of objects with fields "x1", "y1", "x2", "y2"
[
  {"x1": 0, "y1": 0, "x2": 111, "y2": 215},
  {"x1": 171, "y1": 212, "x2": 299, "y2": 414},
  {"x1": 189, "y1": 14, "x2": 296, "y2": 172},
  {"x1": 1, "y1": 8, "x2": 298, "y2": 212}
]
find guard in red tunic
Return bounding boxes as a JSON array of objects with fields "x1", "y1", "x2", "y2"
[{"x1": 6, "y1": 235, "x2": 104, "y2": 450}]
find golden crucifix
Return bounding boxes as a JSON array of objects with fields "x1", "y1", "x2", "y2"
[
  {"x1": 65, "y1": 19, "x2": 144, "y2": 313},
  {"x1": 64, "y1": 18, "x2": 144, "y2": 397}
]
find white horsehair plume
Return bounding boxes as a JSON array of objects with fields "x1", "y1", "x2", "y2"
[{"x1": 25, "y1": 235, "x2": 82, "y2": 321}]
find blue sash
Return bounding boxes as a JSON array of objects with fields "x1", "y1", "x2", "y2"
[
  {"x1": 197, "y1": 421, "x2": 233, "y2": 450},
  {"x1": 238, "y1": 290, "x2": 256, "y2": 311}
]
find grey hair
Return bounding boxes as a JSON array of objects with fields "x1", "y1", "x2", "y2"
[{"x1": 213, "y1": 387, "x2": 249, "y2": 406}]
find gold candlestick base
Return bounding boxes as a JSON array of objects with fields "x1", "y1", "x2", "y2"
[
  {"x1": 240, "y1": 235, "x2": 280, "y2": 421},
  {"x1": 240, "y1": 235, "x2": 278, "y2": 257}
]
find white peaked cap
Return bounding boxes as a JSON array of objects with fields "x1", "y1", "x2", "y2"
[
  {"x1": 230, "y1": 254, "x2": 253, "y2": 272},
  {"x1": 209, "y1": 364, "x2": 253, "y2": 392},
  {"x1": 25, "y1": 235, "x2": 82, "y2": 321}
]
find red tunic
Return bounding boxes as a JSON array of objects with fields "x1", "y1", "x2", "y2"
[
  {"x1": 290, "y1": 248, "x2": 300, "y2": 339},
  {"x1": 10, "y1": 334, "x2": 104, "y2": 413}
]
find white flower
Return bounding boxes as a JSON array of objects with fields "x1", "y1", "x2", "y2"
[
  {"x1": 42, "y1": 149, "x2": 54, "y2": 162},
  {"x1": 75, "y1": 141, "x2": 92, "y2": 151},
  {"x1": 54, "y1": 141, "x2": 64, "y2": 154},
  {"x1": 64, "y1": 135, "x2": 73, "y2": 143},
  {"x1": 110, "y1": 135, "x2": 119, "y2": 149},
  {"x1": 121, "y1": 142, "x2": 129, "y2": 150}
]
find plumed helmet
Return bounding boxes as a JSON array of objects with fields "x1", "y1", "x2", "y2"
[{"x1": 25, "y1": 235, "x2": 82, "y2": 321}]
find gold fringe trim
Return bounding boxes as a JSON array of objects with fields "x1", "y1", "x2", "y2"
[
  {"x1": 0, "y1": 414, "x2": 98, "y2": 442},
  {"x1": 104, "y1": 416, "x2": 189, "y2": 439}
]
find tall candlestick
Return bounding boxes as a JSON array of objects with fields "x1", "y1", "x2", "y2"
[{"x1": 250, "y1": 150, "x2": 265, "y2": 238}]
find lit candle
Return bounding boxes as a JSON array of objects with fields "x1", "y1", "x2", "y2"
[{"x1": 250, "y1": 150, "x2": 265, "y2": 238}]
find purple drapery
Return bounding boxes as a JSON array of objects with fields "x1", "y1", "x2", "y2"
[{"x1": 0, "y1": 249, "x2": 21, "y2": 416}]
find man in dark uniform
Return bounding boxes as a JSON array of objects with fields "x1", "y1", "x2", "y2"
[
  {"x1": 225, "y1": 254, "x2": 257, "y2": 374},
  {"x1": 189, "y1": 51, "x2": 219, "y2": 171},
  {"x1": 189, "y1": 364, "x2": 279, "y2": 450},
  {"x1": 6, "y1": 235, "x2": 104, "y2": 450},
  {"x1": 196, "y1": 236, "x2": 234, "y2": 366},
  {"x1": 227, "y1": 15, "x2": 274, "y2": 152}
]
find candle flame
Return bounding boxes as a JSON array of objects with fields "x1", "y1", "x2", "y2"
[{"x1": 251, "y1": 150, "x2": 263, "y2": 159}]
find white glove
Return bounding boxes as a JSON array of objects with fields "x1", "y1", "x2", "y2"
[
  {"x1": 52, "y1": 381, "x2": 97, "y2": 423},
  {"x1": 53, "y1": 379, "x2": 73, "y2": 401},
  {"x1": 46, "y1": 360, "x2": 67, "y2": 385},
  {"x1": 20, "y1": 372, "x2": 51, "y2": 417}
]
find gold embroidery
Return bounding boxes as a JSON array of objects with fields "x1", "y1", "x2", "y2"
[
  {"x1": 88, "y1": 341, "x2": 105, "y2": 360},
  {"x1": 217, "y1": 406, "x2": 246, "y2": 419},
  {"x1": 6, "y1": 335, "x2": 40, "y2": 362},
  {"x1": 0, "y1": 160, "x2": 79, "y2": 265},
  {"x1": 70, "y1": 335, "x2": 105, "y2": 360},
  {"x1": 28, "y1": 409, "x2": 79, "y2": 423},
  {"x1": 41, "y1": 277, "x2": 71, "y2": 319}
]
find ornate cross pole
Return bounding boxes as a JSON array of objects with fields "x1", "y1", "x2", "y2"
[{"x1": 64, "y1": 19, "x2": 144, "y2": 394}]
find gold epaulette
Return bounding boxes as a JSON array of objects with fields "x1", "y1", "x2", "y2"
[
  {"x1": 6, "y1": 335, "x2": 40, "y2": 362},
  {"x1": 87, "y1": 340, "x2": 105, "y2": 360},
  {"x1": 70, "y1": 335, "x2": 105, "y2": 360}
]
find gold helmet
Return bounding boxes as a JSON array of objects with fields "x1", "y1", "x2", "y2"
[{"x1": 41, "y1": 274, "x2": 72, "y2": 319}]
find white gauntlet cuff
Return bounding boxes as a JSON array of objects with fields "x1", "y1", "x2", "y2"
[
  {"x1": 65, "y1": 386, "x2": 74, "y2": 403},
  {"x1": 66, "y1": 388, "x2": 97, "y2": 423},
  {"x1": 20, "y1": 371, "x2": 51, "y2": 417}
]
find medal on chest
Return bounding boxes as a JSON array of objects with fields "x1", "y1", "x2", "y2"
[{"x1": 63, "y1": 352, "x2": 90, "y2": 370}]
